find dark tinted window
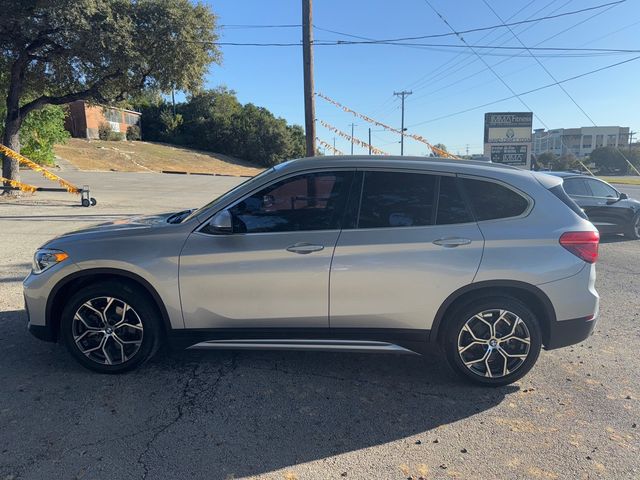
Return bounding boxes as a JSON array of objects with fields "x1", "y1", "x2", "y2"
[
  {"x1": 562, "y1": 178, "x2": 589, "y2": 196},
  {"x1": 585, "y1": 179, "x2": 618, "y2": 198},
  {"x1": 436, "y1": 176, "x2": 472, "y2": 225},
  {"x1": 358, "y1": 171, "x2": 436, "y2": 228},
  {"x1": 549, "y1": 185, "x2": 588, "y2": 219},
  {"x1": 228, "y1": 171, "x2": 352, "y2": 233},
  {"x1": 461, "y1": 178, "x2": 529, "y2": 221}
]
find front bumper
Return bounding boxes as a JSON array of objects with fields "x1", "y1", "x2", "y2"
[{"x1": 23, "y1": 261, "x2": 80, "y2": 343}]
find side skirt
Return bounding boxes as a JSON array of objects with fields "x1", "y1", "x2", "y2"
[{"x1": 167, "y1": 328, "x2": 430, "y2": 355}]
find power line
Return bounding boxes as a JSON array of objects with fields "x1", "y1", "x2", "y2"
[
  {"x1": 480, "y1": 0, "x2": 598, "y2": 126},
  {"x1": 407, "y1": 55, "x2": 640, "y2": 127},
  {"x1": 219, "y1": 24, "x2": 301, "y2": 29},
  {"x1": 481, "y1": 0, "x2": 639, "y2": 174},
  {"x1": 409, "y1": 0, "x2": 624, "y2": 108},
  {"x1": 314, "y1": 1, "x2": 625, "y2": 45},
  {"x1": 406, "y1": 0, "x2": 571, "y2": 95}
]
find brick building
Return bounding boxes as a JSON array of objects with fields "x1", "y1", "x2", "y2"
[{"x1": 64, "y1": 100, "x2": 141, "y2": 140}]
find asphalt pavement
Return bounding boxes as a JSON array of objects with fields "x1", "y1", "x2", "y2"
[{"x1": 0, "y1": 171, "x2": 638, "y2": 480}]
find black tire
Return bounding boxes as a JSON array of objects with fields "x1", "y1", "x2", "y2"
[
  {"x1": 442, "y1": 296, "x2": 542, "y2": 387},
  {"x1": 81, "y1": 198, "x2": 90, "y2": 207},
  {"x1": 90, "y1": 197, "x2": 97, "y2": 206},
  {"x1": 61, "y1": 281, "x2": 162, "y2": 373},
  {"x1": 625, "y1": 212, "x2": 640, "y2": 240}
]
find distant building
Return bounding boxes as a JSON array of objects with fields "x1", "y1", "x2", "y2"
[
  {"x1": 532, "y1": 126, "x2": 629, "y2": 158},
  {"x1": 64, "y1": 100, "x2": 141, "y2": 140}
]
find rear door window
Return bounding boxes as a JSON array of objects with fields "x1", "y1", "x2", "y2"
[
  {"x1": 460, "y1": 178, "x2": 529, "y2": 221},
  {"x1": 563, "y1": 178, "x2": 590, "y2": 196},
  {"x1": 436, "y1": 176, "x2": 472, "y2": 224},
  {"x1": 358, "y1": 171, "x2": 437, "y2": 228}
]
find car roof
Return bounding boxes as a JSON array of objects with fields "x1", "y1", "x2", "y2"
[
  {"x1": 544, "y1": 171, "x2": 586, "y2": 178},
  {"x1": 275, "y1": 155, "x2": 532, "y2": 179}
]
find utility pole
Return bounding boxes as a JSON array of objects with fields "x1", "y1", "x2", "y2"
[
  {"x1": 302, "y1": 0, "x2": 316, "y2": 157},
  {"x1": 171, "y1": 87, "x2": 176, "y2": 117},
  {"x1": 393, "y1": 90, "x2": 412, "y2": 155},
  {"x1": 349, "y1": 123, "x2": 356, "y2": 155},
  {"x1": 333, "y1": 136, "x2": 336, "y2": 153},
  {"x1": 368, "y1": 128, "x2": 372, "y2": 155},
  {"x1": 466, "y1": 144, "x2": 469, "y2": 156}
]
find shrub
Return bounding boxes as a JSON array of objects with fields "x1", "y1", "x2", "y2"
[
  {"x1": 98, "y1": 122, "x2": 112, "y2": 140},
  {"x1": 126, "y1": 125, "x2": 141, "y2": 141}
]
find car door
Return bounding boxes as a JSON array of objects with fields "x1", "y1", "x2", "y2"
[
  {"x1": 329, "y1": 170, "x2": 484, "y2": 334},
  {"x1": 179, "y1": 170, "x2": 354, "y2": 329},
  {"x1": 583, "y1": 178, "x2": 626, "y2": 232}
]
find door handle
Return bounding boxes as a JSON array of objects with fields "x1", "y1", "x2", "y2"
[
  {"x1": 286, "y1": 243, "x2": 325, "y2": 254},
  {"x1": 433, "y1": 237, "x2": 472, "y2": 248}
]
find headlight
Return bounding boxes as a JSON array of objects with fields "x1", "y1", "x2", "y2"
[{"x1": 32, "y1": 249, "x2": 69, "y2": 274}]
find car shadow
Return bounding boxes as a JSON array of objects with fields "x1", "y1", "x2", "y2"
[{"x1": 0, "y1": 309, "x2": 516, "y2": 479}]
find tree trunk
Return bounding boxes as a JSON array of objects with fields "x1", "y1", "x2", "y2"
[
  {"x1": 2, "y1": 116, "x2": 21, "y2": 182},
  {"x1": 2, "y1": 55, "x2": 26, "y2": 195}
]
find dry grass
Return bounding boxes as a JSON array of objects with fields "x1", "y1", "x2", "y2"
[
  {"x1": 598, "y1": 176, "x2": 640, "y2": 185},
  {"x1": 54, "y1": 138, "x2": 263, "y2": 177}
]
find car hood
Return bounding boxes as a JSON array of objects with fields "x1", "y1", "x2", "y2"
[{"x1": 52, "y1": 211, "x2": 183, "y2": 241}]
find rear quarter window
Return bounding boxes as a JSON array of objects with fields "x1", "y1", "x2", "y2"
[{"x1": 460, "y1": 177, "x2": 529, "y2": 221}]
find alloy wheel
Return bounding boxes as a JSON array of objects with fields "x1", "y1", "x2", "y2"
[
  {"x1": 72, "y1": 296, "x2": 144, "y2": 365},
  {"x1": 457, "y1": 309, "x2": 531, "y2": 378}
]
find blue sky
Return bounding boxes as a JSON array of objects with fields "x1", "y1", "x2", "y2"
[{"x1": 199, "y1": 0, "x2": 640, "y2": 156}]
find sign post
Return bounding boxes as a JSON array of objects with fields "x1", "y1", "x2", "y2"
[{"x1": 484, "y1": 112, "x2": 533, "y2": 168}]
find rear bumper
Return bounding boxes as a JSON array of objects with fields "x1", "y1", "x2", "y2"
[
  {"x1": 538, "y1": 262, "x2": 599, "y2": 349},
  {"x1": 544, "y1": 315, "x2": 597, "y2": 350}
]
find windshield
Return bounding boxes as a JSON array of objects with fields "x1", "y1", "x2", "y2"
[{"x1": 181, "y1": 167, "x2": 274, "y2": 223}]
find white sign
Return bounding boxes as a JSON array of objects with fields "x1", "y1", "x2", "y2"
[{"x1": 486, "y1": 127, "x2": 531, "y2": 144}]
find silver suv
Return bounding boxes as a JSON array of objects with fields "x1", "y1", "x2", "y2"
[{"x1": 24, "y1": 157, "x2": 600, "y2": 386}]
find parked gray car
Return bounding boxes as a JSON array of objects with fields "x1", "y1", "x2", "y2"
[{"x1": 24, "y1": 156, "x2": 600, "y2": 386}]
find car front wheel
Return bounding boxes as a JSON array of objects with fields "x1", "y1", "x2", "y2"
[
  {"x1": 443, "y1": 297, "x2": 542, "y2": 386},
  {"x1": 61, "y1": 281, "x2": 162, "y2": 373},
  {"x1": 625, "y1": 212, "x2": 640, "y2": 240}
]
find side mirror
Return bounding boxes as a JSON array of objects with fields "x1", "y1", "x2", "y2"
[
  {"x1": 619, "y1": 192, "x2": 628, "y2": 200},
  {"x1": 207, "y1": 210, "x2": 233, "y2": 234}
]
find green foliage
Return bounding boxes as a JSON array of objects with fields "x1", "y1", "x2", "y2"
[
  {"x1": 536, "y1": 152, "x2": 556, "y2": 169},
  {"x1": 98, "y1": 123, "x2": 112, "y2": 141},
  {"x1": 534, "y1": 151, "x2": 580, "y2": 171},
  {"x1": 590, "y1": 147, "x2": 640, "y2": 174},
  {"x1": 0, "y1": 105, "x2": 70, "y2": 165},
  {"x1": 433, "y1": 143, "x2": 448, "y2": 152},
  {"x1": 98, "y1": 122, "x2": 125, "y2": 141},
  {"x1": 160, "y1": 111, "x2": 184, "y2": 137},
  {"x1": 126, "y1": 125, "x2": 141, "y2": 141},
  {"x1": 1, "y1": 0, "x2": 221, "y2": 177},
  {"x1": 1, "y1": 0, "x2": 220, "y2": 103},
  {"x1": 136, "y1": 87, "x2": 305, "y2": 167}
]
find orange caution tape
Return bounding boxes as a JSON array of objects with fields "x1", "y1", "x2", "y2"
[{"x1": 0, "y1": 144, "x2": 81, "y2": 194}]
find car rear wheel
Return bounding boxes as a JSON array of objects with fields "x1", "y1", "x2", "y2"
[
  {"x1": 443, "y1": 297, "x2": 542, "y2": 387},
  {"x1": 61, "y1": 281, "x2": 162, "y2": 373},
  {"x1": 625, "y1": 212, "x2": 640, "y2": 240}
]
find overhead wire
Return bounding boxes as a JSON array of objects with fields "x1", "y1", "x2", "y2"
[{"x1": 480, "y1": 0, "x2": 640, "y2": 174}]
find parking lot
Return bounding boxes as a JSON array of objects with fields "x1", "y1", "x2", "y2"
[{"x1": 1, "y1": 171, "x2": 639, "y2": 480}]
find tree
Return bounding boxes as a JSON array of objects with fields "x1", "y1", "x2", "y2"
[
  {"x1": 552, "y1": 153, "x2": 579, "y2": 171},
  {"x1": 590, "y1": 146, "x2": 640, "y2": 174},
  {"x1": 0, "y1": 102, "x2": 70, "y2": 165},
  {"x1": 1, "y1": 0, "x2": 220, "y2": 187},
  {"x1": 536, "y1": 151, "x2": 556, "y2": 169}
]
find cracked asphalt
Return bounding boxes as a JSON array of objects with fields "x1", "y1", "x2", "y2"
[{"x1": 1, "y1": 172, "x2": 639, "y2": 479}]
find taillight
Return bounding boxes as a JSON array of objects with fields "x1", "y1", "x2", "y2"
[{"x1": 559, "y1": 231, "x2": 600, "y2": 263}]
